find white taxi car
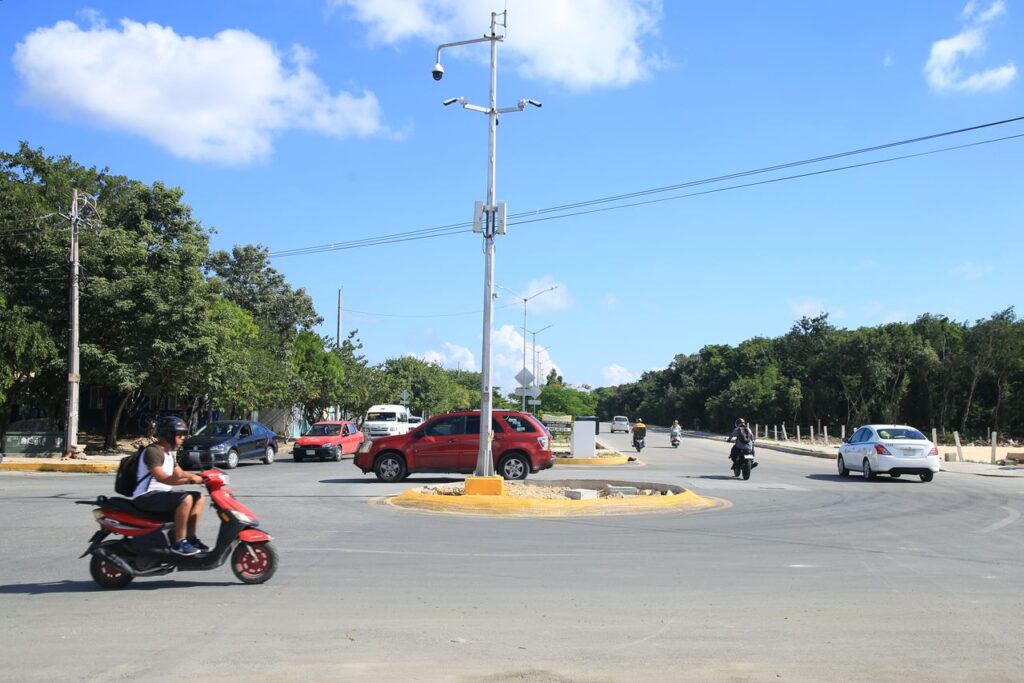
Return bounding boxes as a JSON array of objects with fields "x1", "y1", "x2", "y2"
[
  {"x1": 610, "y1": 416, "x2": 630, "y2": 433},
  {"x1": 838, "y1": 424, "x2": 940, "y2": 482}
]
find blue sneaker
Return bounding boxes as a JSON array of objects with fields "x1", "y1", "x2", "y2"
[
  {"x1": 170, "y1": 539, "x2": 200, "y2": 556},
  {"x1": 188, "y1": 537, "x2": 211, "y2": 552}
]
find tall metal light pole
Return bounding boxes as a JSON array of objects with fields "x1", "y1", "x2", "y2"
[
  {"x1": 434, "y1": 11, "x2": 541, "y2": 478},
  {"x1": 527, "y1": 324, "x2": 553, "y2": 409},
  {"x1": 62, "y1": 189, "x2": 97, "y2": 458},
  {"x1": 498, "y1": 284, "x2": 557, "y2": 410}
]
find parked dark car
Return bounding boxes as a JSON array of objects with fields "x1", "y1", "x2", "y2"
[{"x1": 179, "y1": 421, "x2": 278, "y2": 469}]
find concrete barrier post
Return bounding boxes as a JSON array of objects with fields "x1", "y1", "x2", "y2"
[
  {"x1": 991, "y1": 431, "x2": 998, "y2": 464},
  {"x1": 824, "y1": 426, "x2": 829, "y2": 445},
  {"x1": 774, "y1": 425, "x2": 778, "y2": 440},
  {"x1": 932, "y1": 428, "x2": 937, "y2": 447},
  {"x1": 841, "y1": 425, "x2": 846, "y2": 441},
  {"x1": 782, "y1": 424, "x2": 788, "y2": 440},
  {"x1": 796, "y1": 425, "x2": 801, "y2": 442},
  {"x1": 953, "y1": 431, "x2": 964, "y2": 462},
  {"x1": 810, "y1": 425, "x2": 815, "y2": 444}
]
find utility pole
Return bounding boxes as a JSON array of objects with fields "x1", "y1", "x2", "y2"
[
  {"x1": 336, "y1": 288, "x2": 343, "y2": 348},
  {"x1": 434, "y1": 10, "x2": 541, "y2": 480},
  {"x1": 63, "y1": 189, "x2": 97, "y2": 458}
]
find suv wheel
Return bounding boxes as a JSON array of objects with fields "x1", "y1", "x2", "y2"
[
  {"x1": 498, "y1": 453, "x2": 529, "y2": 481},
  {"x1": 374, "y1": 453, "x2": 407, "y2": 482}
]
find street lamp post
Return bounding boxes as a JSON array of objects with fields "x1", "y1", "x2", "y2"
[
  {"x1": 499, "y1": 285, "x2": 558, "y2": 410},
  {"x1": 527, "y1": 324, "x2": 553, "y2": 406},
  {"x1": 434, "y1": 11, "x2": 541, "y2": 478},
  {"x1": 534, "y1": 342, "x2": 554, "y2": 414}
]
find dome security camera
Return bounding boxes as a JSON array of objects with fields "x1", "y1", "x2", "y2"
[{"x1": 432, "y1": 63, "x2": 444, "y2": 81}]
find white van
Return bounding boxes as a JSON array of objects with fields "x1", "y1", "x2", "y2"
[{"x1": 363, "y1": 404, "x2": 411, "y2": 438}]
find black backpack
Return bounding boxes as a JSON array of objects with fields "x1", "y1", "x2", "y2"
[
  {"x1": 738, "y1": 426, "x2": 753, "y2": 444},
  {"x1": 114, "y1": 446, "x2": 152, "y2": 497}
]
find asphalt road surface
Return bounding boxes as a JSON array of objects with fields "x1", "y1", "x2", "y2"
[{"x1": 1, "y1": 426, "x2": 1022, "y2": 682}]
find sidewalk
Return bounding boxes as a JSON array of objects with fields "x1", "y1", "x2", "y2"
[
  {"x1": 685, "y1": 431, "x2": 1024, "y2": 478},
  {"x1": 0, "y1": 452, "x2": 122, "y2": 473}
]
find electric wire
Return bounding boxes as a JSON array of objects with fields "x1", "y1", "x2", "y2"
[{"x1": 267, "y1": 116, "x2": 1024, "y2": 259}]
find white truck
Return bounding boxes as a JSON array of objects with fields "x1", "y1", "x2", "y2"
[{"x1": 362, "y1": 404, "x2": 412, "y2": 438}]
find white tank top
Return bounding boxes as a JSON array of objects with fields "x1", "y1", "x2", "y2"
[{"x1": 132, "y1": 447, "x2": 175, "y2": 498}]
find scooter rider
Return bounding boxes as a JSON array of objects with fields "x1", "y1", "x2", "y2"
[
  {"x1": 726, "y1": 418, "x2": 757, "y2": 472},
  {"x1": 631, "y1": 418, "x2": 647, "y2": 448},
  {"x1": 670, "y1": 420, "x2": 682, "y2": 437},
  {"x1": 132, "y1": 416, "x2": 207, "y2": 556}
]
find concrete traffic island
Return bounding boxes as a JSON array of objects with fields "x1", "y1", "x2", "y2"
[
  {"x1": 554, "y1": 451, "x2": 636, "y2": 466},
  {"x1": 383, "y1": 479, "x2": 729, "y2": 517}
]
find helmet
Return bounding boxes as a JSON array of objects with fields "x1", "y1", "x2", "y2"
[
  {"x1": 637, "y1": 418, "x2": 643, "y2": 423},
  {"x1": 156, "y1": 415, "x2": 189, "y2": 441},
  {"x1": 735, "y1": 418, "x2": 746, "y2": 427}
]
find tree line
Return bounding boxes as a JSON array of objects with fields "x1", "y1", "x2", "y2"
[
  {"x1": 593, "y1": 311, "x2": 1023, "y2": 442},
  {"x1": 0, "y1": 143, "x2": 601, "y2": 446}
]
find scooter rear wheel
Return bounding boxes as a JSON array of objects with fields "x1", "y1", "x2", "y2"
[
  {"x1": 89, "y1": 554, "x2": 134, "y2": 589},
  {"x1": 231, "y1": 541, "x2": 279, "y2": 585},
  {"x1": 741, "y1": 462, "x2": 751, "y2": 480}
]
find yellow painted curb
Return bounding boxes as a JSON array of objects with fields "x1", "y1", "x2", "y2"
[
  {"x1": 555, "y1": 455, "x2": 631, "y2": 466},
  {"x1": 0, "y1": 462, "x2": 117, "y2": 473},
  {"x1": 386, "y1": 487, "x2": 730, "y2": 517}
]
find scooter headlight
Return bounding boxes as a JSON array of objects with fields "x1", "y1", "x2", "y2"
[{"x1": 229, "y1": 509, "x2": 254, "y2": 523}]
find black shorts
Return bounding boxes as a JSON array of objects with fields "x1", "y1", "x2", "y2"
[{"x1": 133, "y1": 490, "x2": 200, "y2": 514}]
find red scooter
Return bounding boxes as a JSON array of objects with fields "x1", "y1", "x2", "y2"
[{"x1": 78, "y1": 468, "x2": 277, "y2": 589}]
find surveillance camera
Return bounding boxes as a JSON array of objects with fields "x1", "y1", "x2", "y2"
[
  {"x1": 432, "y1": 63, "x2": 444, "y2": 81},
  {"x1": 526, "y1": 99, "x2": 542, "y2": 108},
  {"x1": 442, "y1": 97, "x2": 458, "y2": 106}
]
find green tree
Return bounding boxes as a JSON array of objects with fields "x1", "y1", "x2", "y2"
[{"x1": 291, "y1": 331, "x2": 345, "y2": 424}]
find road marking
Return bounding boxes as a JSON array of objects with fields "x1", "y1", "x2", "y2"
[
  {"x1": 979, "y1": 506, "x2": 1020, "y2": 534},
  {"x1": 788, "y1": 564, "x2": 817, "y2": 568}
]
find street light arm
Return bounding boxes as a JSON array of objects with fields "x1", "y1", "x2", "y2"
[
  {"x1": 525, "y1": 284, "x2": 559, "y2": 302},
  {"x1": 436, "y1": 35, "x2": 496, "y2": 63}
]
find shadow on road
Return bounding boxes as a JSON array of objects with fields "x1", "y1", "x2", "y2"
[
  {"x1": 0, "y1": 579, "x2": 236, "y2": 594},
  {"x1": 319, "y1": 477, "x2": 464, "y2": 485},
  {"x1": 682, "y1": 475, "x2": 740, "y2": 481},
  {"x1": 805, "y1": 473, "x2": 911, "y2": 483}
]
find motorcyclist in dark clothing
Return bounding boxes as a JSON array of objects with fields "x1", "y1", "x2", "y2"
[{"x1": 726, "y1": 418, "x2": 757, "y2": 475}]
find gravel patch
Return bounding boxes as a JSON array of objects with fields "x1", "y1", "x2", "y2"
[{"x1": 419, "y1": 482, "x2": 668, "y2": 499}]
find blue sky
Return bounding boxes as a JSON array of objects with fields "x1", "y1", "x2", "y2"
[{"x1": 2, "y1": 1, "x2": 1022, "y2": 394}]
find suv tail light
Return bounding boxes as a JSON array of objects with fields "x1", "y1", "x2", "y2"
[
  {"x1": 537, "y1": 435, "x2": 550, "y2": 450},
  {"x1": 874, "y1": 444, "x2": 891, "y2": 456}
]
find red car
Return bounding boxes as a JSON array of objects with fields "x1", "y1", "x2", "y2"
[
  {"x1": 293, "y1": 420, "x2": 364, "y2": 462},
  {"x1": 354, "y1": 410, "x2": 554, "y2": 482}
]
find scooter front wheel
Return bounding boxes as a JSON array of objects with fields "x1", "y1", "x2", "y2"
[
  {"x1": 89, "y1": 554, "x2": 134, "y2": 589},
  {"x1": 231, "y1": 541, "x2": 279, "y2": 585}
]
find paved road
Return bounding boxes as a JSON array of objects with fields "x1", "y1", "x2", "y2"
[{"x1": 1, "y1": 426, "x2": 1021, "y2": 682}]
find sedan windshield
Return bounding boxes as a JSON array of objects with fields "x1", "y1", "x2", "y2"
[
  {"x1": 876, "y1": 427, "x2": 927, "y2": 441},
  {"x1": 305, "y1": 424, "x2": 341, "y2": 437},
  {"x1": 366, "y1": 412, "x2": 397, "y2": 422},
  {"x1": 195, "y1": 423, "x2": 238, "y2": 437}
]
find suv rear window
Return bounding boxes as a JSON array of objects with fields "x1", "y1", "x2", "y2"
[{"x1": 502, "y1": 415, "x2": 537, "y2": 433}]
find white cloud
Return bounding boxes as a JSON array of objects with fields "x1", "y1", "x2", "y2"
[
  {"x1": 492, "y1": 324, "x2": 561, "y2": 392},
  {"x1": 953, "y1": 262, "x2": 995, "y2": 279},
  {"x1": 13, "y1": 18, "x2": 391, "y2": 164},
  {"x1": 332, "y1": 0, "x2": 664, "y2": 90},
  {"x1": 925, "y1": 1, "x2": 1017, "y2": 94},
  {"x1": 601, "y1": 293, "x2": 620, "y2": 308},
  {"x1": 883, "y1": 52, "x2": 894, "y2": 69},
  {"x1": 602, "y1": 364, "x2": 636, "y2": 386},
  {"x1": 420, "y1": 341, "x2": 477, "y2": 370},
  {"x1": 788, "y1": 297, "x2": 825, "y2": 319}
]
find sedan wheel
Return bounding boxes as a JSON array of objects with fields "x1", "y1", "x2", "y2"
[
  {"x1": 262, "y1": 446, "x2": 275, "y2": 465},
  {"x1": 837, "y1": 455, "x2": 850, "y2": 477},
  {"x1": 920, "y1": 471, "x2": 934, "y2": 483},
  {"x1": 225, "y1": 449, "x2": 239, "y2": 469},
  {"x1": 862, "y1": 459, "x2": 874, "y2": 481}
]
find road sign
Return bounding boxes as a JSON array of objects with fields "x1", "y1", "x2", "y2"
[
  {"x1": 513, "y1": 387, "x2": 541, "y2": 397},
  {"x1": 399, "y1": 390, "x2": 410, "y2": 404},
  {"x1": 527, "y1": 399, "x2": 542, "y2": 406},
  {"x1": 515, "y1": 368, "x2": 534, "y2": 387}
]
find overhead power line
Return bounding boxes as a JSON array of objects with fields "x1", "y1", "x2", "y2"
[{"x1": 268, "y1": 115, "x2": 1024, "y2": 259}]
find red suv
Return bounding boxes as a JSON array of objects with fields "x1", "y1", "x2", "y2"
[
  {"x1": 293, "y1": 420, "x2": 364, "y2": 462},
  {"x1": 354, "y1": 410, "x2": 554, "y2": 482}
]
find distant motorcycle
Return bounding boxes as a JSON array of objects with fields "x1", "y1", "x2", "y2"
[
  {"x1": 670, "y1": 429, "x2": 681, "y2": 448},
  {"x1": 633, "y1": 435, "x2": 646, "y2": 453}
]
